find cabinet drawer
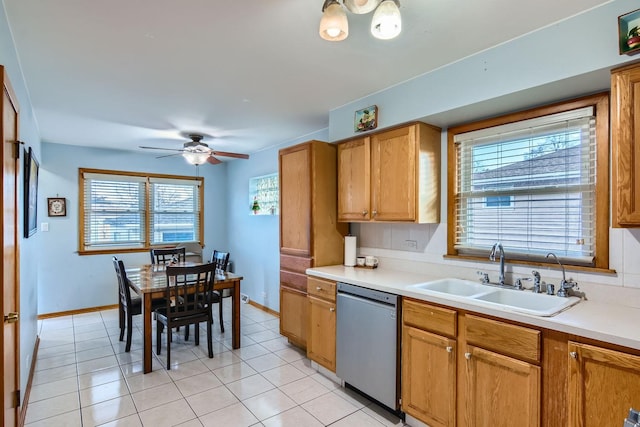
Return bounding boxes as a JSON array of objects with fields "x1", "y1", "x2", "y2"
[
  {"x1": 403, "y1": 298, "x2": 456, "y2": 338},
  {"x1": 280, "y1": 270, "x2": 308, "y2": 293},
  {"x1": 465, "y1": 314, "x2": 540, "y2": 363},
  {"x1": 280, "y1": 254, "x2": 312, "y2": 274},
  {"x1": 307, "y1": 277, "x2": 336, "y2": 302}
]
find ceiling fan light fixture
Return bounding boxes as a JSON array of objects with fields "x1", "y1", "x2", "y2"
[
  {"x1": 371, "y1": 0, "x2": 401, "y2": 40},
  {"x1": 182, "y1": 149, "x2": 210, "y2": 166},
  {"x1": 343, "y1": 0, "x2": 381, "y2": 14},
  {"x1": 319, "y1": 0, "x2": 348, "y2": 41}
]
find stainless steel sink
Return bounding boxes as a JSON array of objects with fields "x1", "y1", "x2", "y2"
[{"x1": 408, "y1": 277, "x2": 580, "y2": 316}]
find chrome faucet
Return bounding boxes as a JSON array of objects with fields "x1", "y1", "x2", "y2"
[
  {"x1": 546, "y1": 252, "x2": 579, "y2": 297},
  {"x1": 489, "y1": 242, "x2": 505, "y2": 286}
]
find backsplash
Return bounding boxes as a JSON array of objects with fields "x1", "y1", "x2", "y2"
[{"x1": 351, "y1": 223, "x2": 640, "y2": 309}]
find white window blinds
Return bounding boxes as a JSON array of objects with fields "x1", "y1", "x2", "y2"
[
  {"x1": 453, "y1": 106, "x2": 596, "y2": 265},
  {"x1": 149, "y1": 178, "x2": 200, "y2": 245},
  {"x1": 82, "y1": 172, "x2": 146, "y2": 249}
]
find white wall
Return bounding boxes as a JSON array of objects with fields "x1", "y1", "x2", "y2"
[
  {"x1": 226, "y1": 129, "x2": 329, "y2": 312},
  {"x1": 1, "y1": 0, "x2": 42, "y2": 404},
  {"x1": 38, "y1": 142, "x2": 229, "y2": 314}
]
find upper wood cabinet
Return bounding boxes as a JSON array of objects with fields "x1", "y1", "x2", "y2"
[
  {"x1": 279, "y1": 141, "x2": 348, "y2": 261},
  {"x1": 612, "y1": 62, "x2": 640, "y2": 227},
  {"x1": 568, "y1": 341, "x2": 640, "y2": 427},
  {"x1": 337, "y1": 122, "x2": 441, "y2": 223}
]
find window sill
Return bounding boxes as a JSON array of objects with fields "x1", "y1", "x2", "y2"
[{"x1": 443, "y1": 254, "x2": 617, "y2": 275}]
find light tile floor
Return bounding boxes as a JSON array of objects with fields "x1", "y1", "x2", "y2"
[{"x1": 26, "y1": 301, "x2": 405, "y2": 426}]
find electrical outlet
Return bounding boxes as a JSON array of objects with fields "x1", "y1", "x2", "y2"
[
  {"x1": 240, "y1": 293, "x2": 250, "y2": 303},
  {"x1": 404, "y1": 240, "x2": 418, "y2": 249}
]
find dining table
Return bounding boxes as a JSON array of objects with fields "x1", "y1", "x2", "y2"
[{"x1": 126, "y1": 262, "x2": 244, "y2": 373}]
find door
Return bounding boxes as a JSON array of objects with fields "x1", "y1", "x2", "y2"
[
  {"x1": 568, "y1": 341, "x2": 640, "y2": 427},
  {"x1": 2, "y1": 67, "x2": 20, "y2": 427},
  {"x1": 337, "y1": 138, "x2": 370, "y2": 221},
  {"x1": 402, "y1": 326, "x2": 456, "y2": 427},
  {"x1": 465, "y1": 345, "x2": 540, "y2": 427},
  {"x1": 370, "y1": 125, "x2": 417, "y2": 221},
  {"x1": 279, "y1": 143, "x2": 311, "y2": 256},
  {"x1": 307, "y1": 296, "x2": 336, "y2": 371}
]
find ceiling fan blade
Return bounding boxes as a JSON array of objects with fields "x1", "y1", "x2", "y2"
[
  {"x1": 211, "y1": 151, "x2": 249, "y2": 159},
  {"x1": 156, "y1": 153, "x2": 182, "y2": 159},
  {"x1": 139, "y1": 146, "x2": 184, "y2": 152},
  {"x1": 207, "y1": 155, "x2": 222, "y2": 165}
]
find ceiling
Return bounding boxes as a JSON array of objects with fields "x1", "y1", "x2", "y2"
[{"x1": 3, "y1": 0, "x2": 611, "y2": 161}]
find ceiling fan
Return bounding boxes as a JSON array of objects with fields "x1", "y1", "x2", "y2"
[{"x1": 140, "y1": 134, "x2": 250, "y2": 166}]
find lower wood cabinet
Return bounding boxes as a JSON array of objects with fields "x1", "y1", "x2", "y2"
[
  {"x1": 306, "y1": 277, "x2": 337, "y2": 372},
  {"x1": 464, "y1": 345, "x2": 540, "y2": 427},
  {"x1": 402, "y1": 325, "x2": 456, "y2": 427},
  {"x1": 279, "y1": 286, "x2": 307, "y2": 348},
  {"x1": 568, "y1": 341, "x2": 640, "y2": 426}
]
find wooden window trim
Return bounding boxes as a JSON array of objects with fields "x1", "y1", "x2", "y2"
[
  {"x1": 77, "y1": 168, "x2": 204, "y2": 255},
  {"x1": 446, "y1": 92, "x2": 610, "y2": 270}
]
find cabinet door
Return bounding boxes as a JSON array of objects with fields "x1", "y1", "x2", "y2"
[
  {"x1": 279, "y1": 144, "x2": 311, "y2": 256},
  {"x1": 568, "y1": 342, "x2": 640, "y2": 427},
  {"x1": 279, "y1": 286, "x2": 307, "y2": 348},
  {"x1": 402, "y1": 326, "x2": 456, "y2": 427},
  {"x1": 337, "y1": 138, "x2": 371, "y2": 221},
  {"x1": 612, "y1": 64, "x2": 640, "y2": 226},
  {"x1": 371, "y1": 125, "x2": 417, "y2": 221},
  {"x1": 465, "y1": 345, "x2": 540, "y2": 427},
  {"x1": 307, "y1": 296, "x2": 336, "y2": 371}
]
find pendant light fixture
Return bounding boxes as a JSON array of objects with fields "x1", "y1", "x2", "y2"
[
  {"x1": 319, "y1": 0, "x2": 400, "y2": 42},
  {"x1": 371, "y1": 0, "x2": 401, "y2": 40},
  {"x1": 343, "y1": 0, "x2": 381, "y2": 14},
  {"x1": 319, "y1": 0, "x2": 349, "y2": 41}
]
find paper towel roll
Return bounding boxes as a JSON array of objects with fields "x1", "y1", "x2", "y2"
[{"x1": 344, "y1": 235, "x2": 357, "y2": 267}]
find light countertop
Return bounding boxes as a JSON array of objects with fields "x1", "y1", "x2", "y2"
[{"x1": 306, "y1": 265, "x2": 640, "y2": 351}]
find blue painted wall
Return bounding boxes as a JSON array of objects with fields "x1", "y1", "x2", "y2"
[{"x1": 1, "y1": 0, "x2": 42, "y2": 404}]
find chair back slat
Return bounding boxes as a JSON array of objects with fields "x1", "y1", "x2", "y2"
[
  {"x1": 164, "y1": 263, "x2": 215, "y2": 320},
  {"x1": 210, "y1": 250, "x2": 230, "y2": 273},
  {"x1": 151, "y1": 247, "x2": 186, "y2": 265}
]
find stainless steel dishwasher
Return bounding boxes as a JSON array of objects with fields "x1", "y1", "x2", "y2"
[{"x1": 336, "y1": 282, "x2": 400, "y2": 412}]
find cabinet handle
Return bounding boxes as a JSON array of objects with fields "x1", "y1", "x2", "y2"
[
  {"x1": 446, "y1": 346, "x2": 453, "y2": 353},
  {"x1": 362, "y1": 209, "x2": 368, "y2": 216},
  {"x1": 464, "y1": 352, "x2": 471, "y2": 360},
  {"x1": 316, "y1": 286, "x2": 322, "y2": 291},
  {"x1": 570, "y1": 351, "x2": 578, "y2": 359},
  {"x1": 372, "y1": 210, "x2": 377, "y2": 217},
  {"x1": 329, "y1": 307, "x2": 335, "y2": 312}
]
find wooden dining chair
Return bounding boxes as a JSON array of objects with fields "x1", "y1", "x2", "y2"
[
  {"x1": 210, "y1": 250, "x2": 230, "y2": 333},
  {"x1": 150, "y1": 247, "x2": 186, "y2": 265},
  {"x1": 155, "y1": 262, "x2": 215, "y2": 369},
  {"x1": 113, "y1": 256, "x2": 142, "y2": 352}
]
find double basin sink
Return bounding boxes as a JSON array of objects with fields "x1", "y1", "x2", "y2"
[{"x1": 408, "y1": 278, "x2": 580, "y2": 317}]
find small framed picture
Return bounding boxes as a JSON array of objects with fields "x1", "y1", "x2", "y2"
[
  {"x1": 354, "y1": 105, "x2": 378, "y2": 132},
  {"x1": 618, "y1": 8, "x2": 640, "y2": 56},
  {"x1": 47, "y1": 197, "x2": 66, "y2": 217}
]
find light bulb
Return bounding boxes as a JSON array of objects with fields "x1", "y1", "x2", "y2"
[
  {"x1": 371, "y1": 0, "x2": 401, "y2": 40},
  {"x1": 319, "y1": 1, "x2": 348, "y2": 41}
]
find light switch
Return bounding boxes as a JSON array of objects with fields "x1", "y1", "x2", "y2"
[{"x1": 41, "y1": 222, "x2": 49, "y2": 232}]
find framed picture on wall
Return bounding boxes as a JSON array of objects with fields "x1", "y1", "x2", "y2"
[
  {"x1": 619, "y1": 8, "x2": 640, "y2": 55},
  {"x1": 23, "y1": 147, "x2": 39, "y2": 238}
]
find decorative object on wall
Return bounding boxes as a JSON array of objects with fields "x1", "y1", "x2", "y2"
[
  {"x1": 319, "y1": 0, "x2": 401, "y2": 42},
  {"x1": 249, "y1": 173, "x2": 278, "y2": 215},
  {"x1": 619, "y1": 8, "x2": 640, "y2": 55},
  {"x1": 47, "y1": 197, "x2": 67, "y2": 217},
  {"x1": 354, "y1": 105, "x2": 378, "y2": 132},
  {"x1": 23, "y1": 147, "x2": 39, "y2": 238}
]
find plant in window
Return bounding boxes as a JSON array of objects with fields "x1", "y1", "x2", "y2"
[{"x1": 251, "y1": 196, "x2": 261, "y2": 214}]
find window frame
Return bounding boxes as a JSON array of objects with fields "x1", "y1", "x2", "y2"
[
  {"x1": 78, "y1": 168, "x2": 204, "y2": 255},
  {"x1": 446, "y1": 92, "x2": 610, "y2": 271}
]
